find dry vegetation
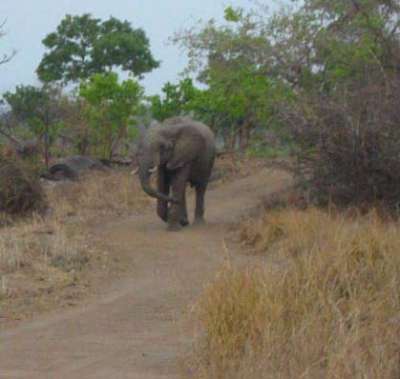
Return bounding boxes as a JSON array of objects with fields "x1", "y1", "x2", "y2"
[
  {"x1": 0, "y1": 170, "x2": 150, "y2": 322},
  {"x1": 45, "y1": 170, "x2": 150, "y2": 221},
  {"x1": 210, "y1": 153, "x2": 272, "y2": 186},
  {"x1": 0, "y1": 156, "x2": 243, "y2": 322},
  {"x1": 187, "y1": 208, "x2": 400, "y2": 379},
  {"x1": 0, "y1": 157, "x2": 45, "y2": 218}
]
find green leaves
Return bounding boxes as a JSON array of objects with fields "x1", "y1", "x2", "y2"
[
  {"x1": 149, "y1": 78, "x2": 200, "y2": 121},
  {"x1": 37, "y1": 14, "x2": 159, "y2": 84},
  {"x1": 172, "y1": 7, "x2": 294, "y2": 147},
  {"x1": 279, "y1": 0, "x2": 400, "y2": 90},
  {"x1": 3, "y1": 85, "x2": 62, "y2": 137},
  {"x1": 224, "y1": 6, "x2": 242, "y2": 23},
  {"x1": 79, "y1": 73, "x2": 144, "y2": 159},
  {"x1": 3, "y1": 85, "x2": 67, "y2": 166}
]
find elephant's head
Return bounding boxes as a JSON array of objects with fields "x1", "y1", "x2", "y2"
[{"x1": 136, "y1": 123, "x2": 177, "y2": 203}]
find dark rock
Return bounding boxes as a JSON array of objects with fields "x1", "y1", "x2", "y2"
[{"x1": 42, "y1": 156, "x2": 107, "y2": 181}]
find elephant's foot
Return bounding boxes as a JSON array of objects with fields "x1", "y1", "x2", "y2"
[
  {"x1": 193, "y1": 217, "x2": 205, "y2": 226},
  {"x1": 180, "y1": 217, "x2": 189, "y2": 227},
  {"x1": 167, "y1": 222, "x2": 182, "y2": 232},
  {"x1": 158, "y1": 215, "x2": 168, "y2": 223}
]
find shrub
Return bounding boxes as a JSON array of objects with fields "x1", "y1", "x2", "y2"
[
  {"x1": 283, "y1": 79, "x2": 400, "y2": 208},
  {"x1": 0, "y1": 157, "x2": 46, "y2": 216}
]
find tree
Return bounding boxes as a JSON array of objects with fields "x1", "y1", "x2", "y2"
[
  {"x1": 79, "y1": 72, "x2": 143, "y2": 159},
  {"x1": 54, "y1": 95, "x2": 90, "y2": 155},
  {"x1": 149, "y1": 78, "x2": 201, "y2": 121},
  {"x1": 265, "y1": 0, "x2": 400, "y2": 206},
  {"x1": 3, "y1": 85, "x2": 65, "y2": 167},
  {"x1": 173, "y1": 7, "x2": 292, "y2": 150},
  {"x1": 265, "y1": 0, "x2": 400, "y2": 90},
  {"x1": 37, "y1": 14, "x2": 159, "y2": 84}
]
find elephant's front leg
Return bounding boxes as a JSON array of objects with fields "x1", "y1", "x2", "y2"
[
  {"x1": 168, "y1": 166, "x2": 190, "y2": 231},
  {"x1": 180, "y1": 190, "x2": 189, "y2": 227},
  {"x1": 157, "y1": 167, "x2": 170, "y2": 223}
]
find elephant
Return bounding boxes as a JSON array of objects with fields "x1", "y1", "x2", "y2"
[{"x1": 136, "y1": 116, "x2": 216, "y2": 231}]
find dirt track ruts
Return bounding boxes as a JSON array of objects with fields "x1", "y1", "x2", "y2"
[{"x1": 0, "y1": 168, "x2": 291, "y2": 379}]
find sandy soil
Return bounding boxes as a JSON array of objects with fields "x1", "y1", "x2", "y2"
[{"x1": 0, "y1": 167, "x2": 291, "y2": 378}]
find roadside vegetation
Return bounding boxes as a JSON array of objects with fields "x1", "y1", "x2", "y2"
[
  {"x1": 1, "y1": 0, "x2": 400, "y2": 375},
  {"x1": 0, "y1": 170, "x2": 149, "y2": 321},
  {"x1": 187, "y1": 208, "x2": 400, "y2": 378},
  {"x1": 174, "y1": 1, "x2": 400, "y2": 377}
]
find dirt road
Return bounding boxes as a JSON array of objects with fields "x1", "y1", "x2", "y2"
[{"x1": 0, "y1": 168, "x2": 291, "y2": 378}]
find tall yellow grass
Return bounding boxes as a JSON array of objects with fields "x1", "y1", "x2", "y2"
[
  {"x1": 190, "y1": 208, "x2": 400, "y2": 378},
  {"x1": 0, "y1": 170, "x2": 149, "y2": 301},
  {"x1": 46, "y1": 170, "x2": 150, "y2": 221}
]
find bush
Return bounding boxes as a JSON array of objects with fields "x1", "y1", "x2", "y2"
[
  {"x1": 0, "y1": 157, "x2": 46, "y2": 216},
  {"x1": 283, "y1": 78, "x2": 400, "y2": 209}
]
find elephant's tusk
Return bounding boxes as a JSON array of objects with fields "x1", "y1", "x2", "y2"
[
  {"x1": 131, "y1": 168, "x2": 139, "y2": 175},
  {"x1": 148, "y1": 167, "x2": 157, "y2": 174}
]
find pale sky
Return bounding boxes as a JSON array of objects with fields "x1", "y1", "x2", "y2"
[{"x1": 0, "y1": 0, "x2": 268, "y2": 96}]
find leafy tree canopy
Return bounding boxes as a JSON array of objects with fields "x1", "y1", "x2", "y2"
[
  {"x1": 3, "y1": 85, "x2": 63, "y2": 136},
  {"x1": 172, "y1": 7, "x2": 293, "y2": 148},
  {"x1": 79, "y1": 72, "x2": 144, "y2": 159},
  {"x1": 149, "y1": 78, "x2": 201, "y2": 121},
  {"x1": 3, "y1": 84, "x2": 67, "y2": 166},
  {"x1": 263, "y1": 0, "x2": 400, "y2": 91},
  {"x1": 37, "y1": 14, "x2": 160, "y2": 84}
]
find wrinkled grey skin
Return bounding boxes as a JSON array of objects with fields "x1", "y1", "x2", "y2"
[{"x1": 137, "y1": 117, "x2": 216, "y2": 231}]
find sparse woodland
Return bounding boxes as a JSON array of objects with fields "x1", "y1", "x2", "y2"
[{"x1": 1, "y1": 1, "x2": 400, "y2": 377}]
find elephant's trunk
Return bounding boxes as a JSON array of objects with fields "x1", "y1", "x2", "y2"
[{"x1": 138, "y1": 168, "x2": 177, "y2": 203}]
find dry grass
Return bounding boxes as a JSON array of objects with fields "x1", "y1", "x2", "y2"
[
  {"x1": 187, "y1": 208, "x2": 400, "y2": 378},
  {"x1": 210, "y1": 154, "x2": 268, "y2": 186},
  {"x1": 45, "y1": 170, "x2": 150, "y2": 222},
  {"x1": 0, "y1": 170, "x2": 149, "y2": 314}
]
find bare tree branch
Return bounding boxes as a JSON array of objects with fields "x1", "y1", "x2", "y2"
[
  {"x1": 0, "y1": 126, "x2": 22, "y2": 147},
  {"x1": 0, "y1": 19, "x2": 15, "y2": 66}
]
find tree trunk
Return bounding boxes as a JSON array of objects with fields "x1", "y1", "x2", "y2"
[
  {"x1": 77, "y1": 134, "x2": 89, "y2": 155},
  {"x1": 227, "y1": 127, "x2": 238, "y2": 150},
  {"x1": 43, "y1": 128, "x2": 50, "y2": 169},
  {"x1": 239, "y1": 120, "x2": 252, "y2": 152}
]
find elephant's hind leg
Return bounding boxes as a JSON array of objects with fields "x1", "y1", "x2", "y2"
[{"x1": 194, "y1": 184, "x2": 207, "y2": 225}]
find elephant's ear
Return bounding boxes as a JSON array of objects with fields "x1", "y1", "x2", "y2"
[{"x1": 166, "y1": 130, "x2": 204, "y2": 170}]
